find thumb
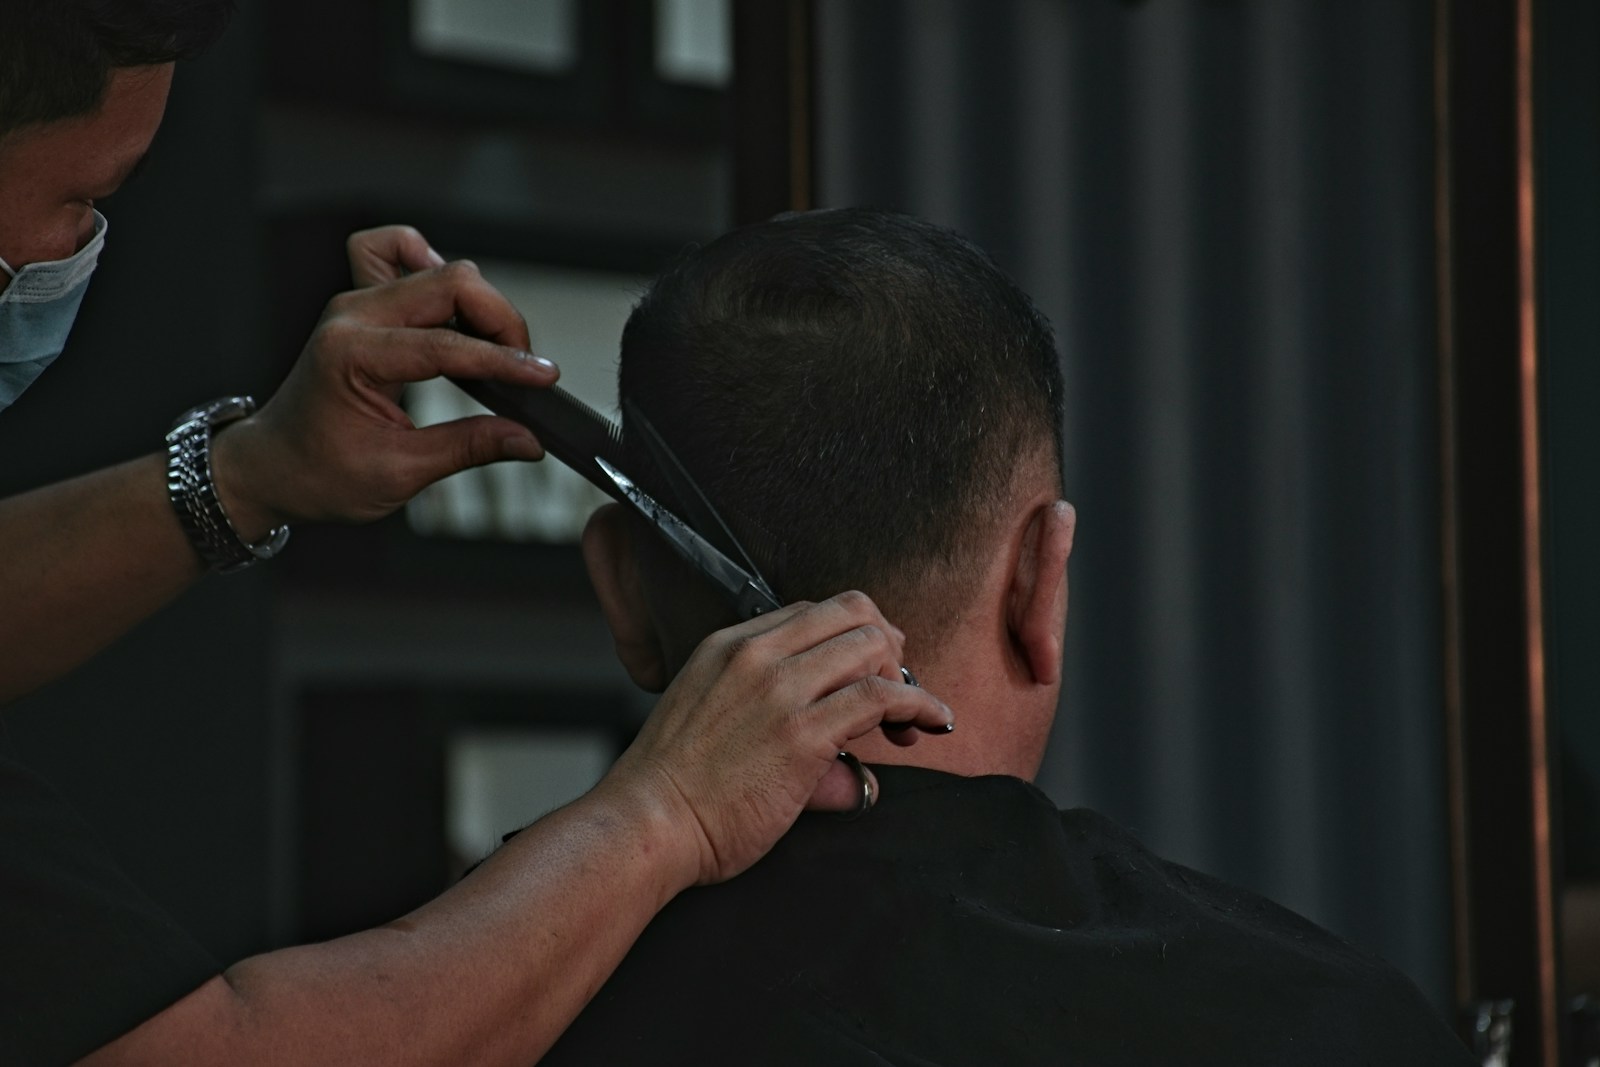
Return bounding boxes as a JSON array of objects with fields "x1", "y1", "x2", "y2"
[{"x1": 403, "y1": 414, "x2": 544, "y2": 487}]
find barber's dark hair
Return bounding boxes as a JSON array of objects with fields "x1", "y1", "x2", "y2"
[
  {"x1": 0, "y1": 0, "x2": 236, "y2": 136},
  {"x1": 621, "y1": 207, "x2": 1065, "y2": 622}
]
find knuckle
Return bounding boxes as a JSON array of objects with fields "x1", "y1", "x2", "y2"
[
  {"x1": 835, "y1": 590, "x2": 873, "y2": 615},
  {"x1": 453, "y1": 433, "x2": 486, "y2": 473},
  {"x1": 854, "y1": 674, "x2": 895, "y2": 706},
  {"x1": 678, "y1": 636, "x2": 717, "y2": 677},
  {"x1": 420, "y1": 328, "x2": 460, "y2": 366},
  {"x1": 311, "y1": 317, "x2": 358, "y2": 359},
  {"x1": 841, "y1": 623, "x2": 889, "y2": 661},
  {"x1": 323, "y1": 289, "x2": 360, "y2": 319},
  {"x1": 724, "y1": 633, "x2": 786, "y2": 689},
  {"x1": 464, "y1": 421, "x2": 506, "y2": 470},
  {"x1": 776, "y1": 709, "x2": 810, "y2": 748},
  {"x1": 723, "y1": 633, "x2": 762, "y2": 667},
  {"x1": 440, "y1": 259, "x2": 480, "y2": 283}
]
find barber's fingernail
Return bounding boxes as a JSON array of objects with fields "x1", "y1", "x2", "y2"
[
  {"x1": 426, "y1": 246, "x2": 446, "y2": 267},
  {"x1": 513, "y1": 351, "x2": 559, "y2": 373},
  {"x1": 503, "y1": 436, "x2": 543, "y2": 461}
]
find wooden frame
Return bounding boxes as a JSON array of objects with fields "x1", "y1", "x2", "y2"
[
  {"x1": 1437, "y1": 0, "x2": 1559, "y2": 1062},
  {"x1": 264, "y1": 0, "x2": 722, "y2": 143},
  {"x1": 731, "y1": 0, "x2": 815, "y2": 224}
]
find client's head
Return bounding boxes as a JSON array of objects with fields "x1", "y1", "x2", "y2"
[{"x1": 583, "y1": 208, "x2": 1075, "y2": 779}]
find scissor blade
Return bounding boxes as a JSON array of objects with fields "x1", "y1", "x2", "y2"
[
  {"x1": 622, "y1": 400, "x2": 780, "y2": 604},
  {"x1": 596, "y1": 457, "x2": 782, "y2": 619},
  {"x1": 450, "y1": 378, "x2": 627, "y2": 501}
]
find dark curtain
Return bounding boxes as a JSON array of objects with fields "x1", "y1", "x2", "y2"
[{"x1": 816, "y1": 0, "x2": 1448, "y2": 1005}]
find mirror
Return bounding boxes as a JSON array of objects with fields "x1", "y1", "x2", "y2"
[{"x1": 1539, "y1": 0, "x2": 1600, "y2": 1046}]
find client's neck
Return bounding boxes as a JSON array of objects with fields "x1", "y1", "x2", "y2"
[{"x1": 842, "y1": 618, "x2": 1057, "y2": 782}]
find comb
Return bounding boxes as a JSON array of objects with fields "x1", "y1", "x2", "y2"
[{"x1": 450, "y1": 377, "x2": 629, "y2": 503}]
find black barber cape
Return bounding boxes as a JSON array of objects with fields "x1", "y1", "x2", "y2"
[
  {"x1": 545, "y1": 764, "x2": 1473, "y2": 1066},
  {"x1": 0, "y1": 726, "x2": 218, "y2": 1066}
]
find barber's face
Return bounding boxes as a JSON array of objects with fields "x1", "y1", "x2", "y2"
[{"x1": 0, "y1": 63, "x2": 173, "y2": 286}]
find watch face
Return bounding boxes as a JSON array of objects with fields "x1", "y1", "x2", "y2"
[
  {"x1": 171, "y1": 396, "x2": 252, "y2": 433},
  {"x1": 201, "y1": 396, "x2": 255, "y2": 424}
]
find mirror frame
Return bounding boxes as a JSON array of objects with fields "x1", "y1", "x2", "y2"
[{"x1": 1436, "y1": 0, "x2": 1561, "y2": 1063}]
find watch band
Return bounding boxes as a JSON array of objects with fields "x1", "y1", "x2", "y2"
[{"x1": 165, "y1": 396, "x2": 290, "y2": 573}]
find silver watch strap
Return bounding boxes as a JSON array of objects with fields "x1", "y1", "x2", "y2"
[{"x1": 165, "y1": 396, "x2": 290, "y2": 573}]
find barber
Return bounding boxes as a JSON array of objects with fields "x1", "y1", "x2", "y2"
[{"x1": 0, "y1": 4, "x2": 954, "y2": 1065}]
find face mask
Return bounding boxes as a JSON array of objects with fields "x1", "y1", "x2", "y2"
[{"x1": 0, "y1": 210, "x2": 108, "y2": 413}]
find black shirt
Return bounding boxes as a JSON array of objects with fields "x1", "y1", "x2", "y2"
[
  {"x1": 545, "y1": 764, "x2": 1474, "y2": 1066},
  {"x1": 0, "y1": 725, "x2": 217, "y2": 1067}
]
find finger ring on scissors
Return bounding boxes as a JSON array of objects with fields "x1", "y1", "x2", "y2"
[{"x1": 835, "y1": 751, "x2": 875, "y2": 819}]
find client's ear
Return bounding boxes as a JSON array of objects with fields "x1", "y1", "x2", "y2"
[
  {"x1": 1006, "y1": 501, "x2": 1077, "y2": 687},
  {"x1": 581, "y1": 504, "x2": 669, "y2": 692}
]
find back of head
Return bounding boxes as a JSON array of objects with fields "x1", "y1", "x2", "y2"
[
  {"x1": 0, "y1": 0, "x2": 236, "y2": 137},
  {"x1": 620, "y1": 208, "x2": 1064, "y2": 634}
]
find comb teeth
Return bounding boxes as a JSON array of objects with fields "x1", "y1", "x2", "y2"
[
  {"x1": 553, "y1": 386, "x2": 618, "y2": 435},
  {"x1": 451, "y1": 377, "x2": 627, "y2": 478},
  {"x1": 552, "y1": 386, "x2": 625, "y2": 463}
]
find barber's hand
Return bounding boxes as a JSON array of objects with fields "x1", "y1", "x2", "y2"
[
  {"x1": 210, "y1": 255, "x2": 557, "y2": 537},
  {"x1": 346, "y1": 224, "x2": 446, "y2": 288},
  {"x1": 601, "y1": 591, "x2": 956, "y2": 888}
]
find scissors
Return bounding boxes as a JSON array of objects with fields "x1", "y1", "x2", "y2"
[
  {"x1": 450, "y1": 377, "x2": 926, "y2": 752},
  {"x1": 450, "y1": 376, "x2": 934, "y2": 815},
  {"x1": 451, "y1": 375, "x2": 928, "y2": 767},
  {"x1": 450, "y1": 377, "x2": 783, "y2": 620}
]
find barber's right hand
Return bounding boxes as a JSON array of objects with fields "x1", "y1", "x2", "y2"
[
  {"x1": 210, "y1": 258, "x2": 558, "y2": 540},
  {"x1": 596, "y1": 591, "x2": 955, "y2": 889}
]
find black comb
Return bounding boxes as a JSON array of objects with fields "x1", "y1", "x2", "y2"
[
  {"x1": 450, "y1": 376, "x2": 791, "y2": 603},
  {"x1": 450, "y1": 377, "x2": 629, "y2": 503}
]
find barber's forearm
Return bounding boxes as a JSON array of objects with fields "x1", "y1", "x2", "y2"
[
  {"x1": 0, "y1": 454, "x2": 203, "y2": 705},
  {"x1": 82, "y1": 773, "x2": 697, "y2": 1067},
  {"x1": 226, "y1": 777, "x2": 697, "y2": 1065}
]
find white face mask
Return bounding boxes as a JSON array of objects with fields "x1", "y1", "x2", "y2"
[{"x1": 0, "y1": 210, "x2": 108, "y2": 413}]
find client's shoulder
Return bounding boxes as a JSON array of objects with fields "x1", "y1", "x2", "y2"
[{"x1": 1046, "y1": 806, "x2": 1472, "y2": 1063}]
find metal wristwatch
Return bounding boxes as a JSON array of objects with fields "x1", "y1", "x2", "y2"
[{"x1": 165, "y1": 396, "x2": 290, "y2": 573}]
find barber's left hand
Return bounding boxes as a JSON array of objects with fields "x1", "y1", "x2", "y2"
[
  {"x1": 345, "y1": 224, "x2": 446, "y2": 288},
  {"x1": 209, "y1": 236, "x2": 557, "y2": 539}
]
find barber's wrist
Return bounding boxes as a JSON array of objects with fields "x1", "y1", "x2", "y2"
[
  {"x1": 208, "y1": 417, "x2": 289, "y2": 544},
  {"x1": 585, "y1": 761, "x2": 706, "y2": 902}
]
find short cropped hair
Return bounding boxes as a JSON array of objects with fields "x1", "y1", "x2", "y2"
[
  {"x1": 620, "y1": 208, "x2": 1064, "y2": 625},
  {"x1": 0, "y1": 1, "x2": 236, "y2": 136}
]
